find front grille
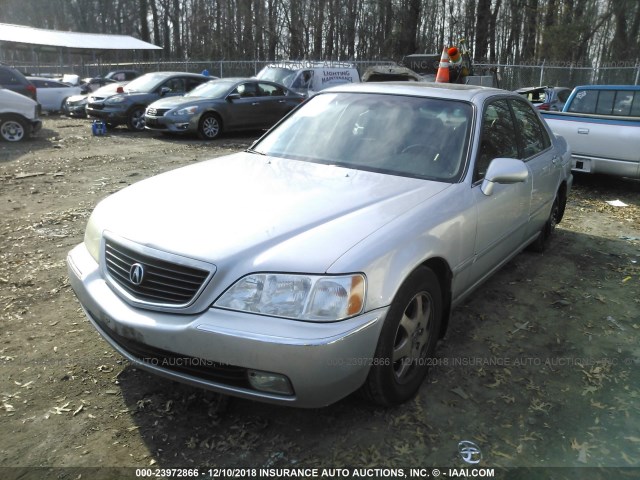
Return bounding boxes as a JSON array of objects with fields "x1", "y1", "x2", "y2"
[
  {"x1": 90, "y1": 309, "x2": 250, "y2": 389},
  {"x1": 146, "y1": 107, "x2": 169, "y2": 116},
  {"x1": 105, "y1": 239, "x2": 211, "y2": 306},
  {"x1": 87, "y1": 103, "x2": 104, "y2": 110}
]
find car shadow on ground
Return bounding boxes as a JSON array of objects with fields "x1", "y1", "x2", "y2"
[
  {"x1": 113, "y1": 226, "x2": 639, "y2": 469},
  {"x1": 0, "y1": 126, "x2": 60, "y2": 164}
]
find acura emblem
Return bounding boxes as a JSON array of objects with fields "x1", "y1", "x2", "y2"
[{"x1": 129, "y1": 263, "x2": 145, "y2": 285}]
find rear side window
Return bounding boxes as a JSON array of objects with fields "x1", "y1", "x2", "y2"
[
  {"x1": 569, "y1": 89, "x2": 638, "y2": 116},
  {"x1": 595, "y1": 90, "x2": 616, "y2": 114},
  {"x1": 632, "y1": 94, "x2": 640, "y2": 116},
  {"x1": 258, "y1": 83, "x2": 285, "y2": 96},
  {"x1": 511, "y1": 99, "x2": 551, "y2": 158}
]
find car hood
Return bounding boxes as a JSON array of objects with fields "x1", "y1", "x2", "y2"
[
  {"x1": 148, "y1": 96, "x2": 216, "y2": 110},
  {"x1": 92, "y1": 153, "x2": 451, "y2": 273},
  {"x1": 98, "y1": 91, "x2": 153, "y2": 102}
]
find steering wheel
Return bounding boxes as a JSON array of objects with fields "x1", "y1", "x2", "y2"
[{"x1": 400, "y1": 143, "x2": 440, "y2": 161}]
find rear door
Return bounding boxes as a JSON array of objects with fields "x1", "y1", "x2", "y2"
[
  {"x1": 225, "y1": 81, "x2": 262, "y2": 129},
  {"x1": 509, "y1": 98, "x2": 560, "y2": 235},
  {"x1": 256, "y1": 82, "x2": 294, "y2": 125}
]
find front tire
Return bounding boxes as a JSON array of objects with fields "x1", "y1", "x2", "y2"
[
  {"x1": 198, "y1": 113, "x2": 222, "y2": 140},
  {"x1": 126, "y1": 106, "x2": 146, "y2": 131},
  {"x1": 363, "y1": 266, "x2": 442, "y2": 406},
  {"x1": 0, "y1": 116, "x2": 28, "y2": 142}
]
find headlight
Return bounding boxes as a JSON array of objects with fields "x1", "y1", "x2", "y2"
[
  {"x1": 84, "y1": 211, "x2": 102, "y2": 262},
  {"x1": 105, "y1": 96, "x2": 126, "y2": 105},
  {"x1": 172, "y1": 105, "x2": 199, "y2": 116},
  {"x1": 214, "y1": 273, "x2": 365, "y2": 321}
]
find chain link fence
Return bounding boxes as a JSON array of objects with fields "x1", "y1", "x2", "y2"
[
  {"x1": 9, "y1": 59, "x2": 640, "y2": 90},
  {"x1": 477, "y1": 63, "x2": 640, "y2": 90}
]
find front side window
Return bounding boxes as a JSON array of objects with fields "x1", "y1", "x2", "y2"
[
  {"x1": 253, "y1": 92, "x2": 473, "y2": 182},
  {"x1": 163, "y1": 78, "x2": 186, "y2": 93},
  {"x1": 474, "y1": 99, "x2": 519, "y2": 182}
]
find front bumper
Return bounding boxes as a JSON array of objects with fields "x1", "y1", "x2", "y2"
[
  {"x1": 67, "y1": 242, "x2": 386, "y2": 408},
  {"x1": 65, "y1": 102, "x2": 88, "y2": 117},
  {"x1": 86, "y1": 105, "x2": 127, "y2": 124},
  {"x1": 144, "y1": 114, "x2": 195, "y2": 134}
]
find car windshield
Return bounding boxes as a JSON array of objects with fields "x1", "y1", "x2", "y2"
[
  {"x1": 252, "y1": 92, "x2": 473, "y2": 182},
  {"x1": 256, "y1": 67, "x2": 295, "y2": 84},
  {"x1": 185, "y1": 81, "x2": 233, "y2": 99},
  {"x1": 123, "y1": 74, "x2": 165, "y2": 93}
]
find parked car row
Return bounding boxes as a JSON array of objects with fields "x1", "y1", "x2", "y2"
[{"x1": 62, "y1": 71, "x2": 306, "y2": 139}]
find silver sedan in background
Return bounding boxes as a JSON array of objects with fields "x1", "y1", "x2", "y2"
[
  {"x1": 68, "y1": 83, "x2": 572, "y2": 408},
  {"x1": 144, "y1": 78, "x2": 305, "y2": 139}
]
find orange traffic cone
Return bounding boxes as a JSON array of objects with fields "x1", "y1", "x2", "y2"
[{"x1": 435, "y1": 46, "x2": 450, "y2": 83}]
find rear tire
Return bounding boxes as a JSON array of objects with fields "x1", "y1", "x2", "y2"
[
  {"x1": 0, "y1": 116, "x2": 28, "y2": 142},
  {"x1": 529, "y1": 195, "x2": 560, "y2": 253},
  {"x1": 363, "y1": 266, "x2": 442, "y2": 406}
]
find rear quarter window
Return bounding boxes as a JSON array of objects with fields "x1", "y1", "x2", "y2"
[{"x1": 0, "y1": 68, "x2": 23, "y2": 86}]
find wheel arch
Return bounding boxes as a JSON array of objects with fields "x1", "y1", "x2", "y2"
[
  {"x1": 556, "y1": 180, "x2": 568, "y2": 224},
  {"x1": 419, "y1": 257, "x2": 452, "y2": 338},
  {"x1": 127, "y1": 103, "x2": 147, "y2": 115},
  {"x1": 200, "y1": 109, "x2": 223, "y2": 127}
]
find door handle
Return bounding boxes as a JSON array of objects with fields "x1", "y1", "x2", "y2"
[
  {"x1": 578, "y1": 127, "x2": 589, "y2": 134},
  {"x1": 251, "y1": 102, "x2": 259, "y2": 106}
]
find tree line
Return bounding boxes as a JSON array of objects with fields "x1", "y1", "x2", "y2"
[{"x1": 1, "y1": 0, "x2": 639, "y2": 67}]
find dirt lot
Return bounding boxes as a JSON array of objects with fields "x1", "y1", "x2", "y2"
[{"x1": 1, "y1": 115, "x2": 639, "y2": 478}]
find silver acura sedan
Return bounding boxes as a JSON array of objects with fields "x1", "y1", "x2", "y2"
[{"x1": 67, "y1": 82, "x2": 573, "y2": 408}]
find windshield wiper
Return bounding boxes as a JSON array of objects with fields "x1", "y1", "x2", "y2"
[{"x1": 246, "y1": 147, "x2": 266, "y2": 155}]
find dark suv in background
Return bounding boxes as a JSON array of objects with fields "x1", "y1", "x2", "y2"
[{"x1": 0, "y1": 63, "x2": 37, "y2": 101}]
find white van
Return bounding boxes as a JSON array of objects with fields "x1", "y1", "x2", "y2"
[
  {"x1": 0, "y1": 88, "x2": 42, "y2": 142},
  {"x1": 256, "y1": 62, "x2": 360, "y2": 97}
]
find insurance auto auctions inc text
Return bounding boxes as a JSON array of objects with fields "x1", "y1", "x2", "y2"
[{"x1": 228, "y1": 467, "x2": 496, "y2": 478}]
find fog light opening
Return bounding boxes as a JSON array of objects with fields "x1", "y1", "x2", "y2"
[{"x1": 247, "y1": 370, "x2": 293, "y2": 395}]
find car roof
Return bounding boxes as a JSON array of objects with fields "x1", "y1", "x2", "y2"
[
  {"x1": 572, "y1": 84, "x2": 640, "y2": 91},
  {"x1": 324, "y1": 81, "x2": 505, "y2": 102},
  {"x1": 140, "y1": 71, "x2": 209, "y2": 78}
]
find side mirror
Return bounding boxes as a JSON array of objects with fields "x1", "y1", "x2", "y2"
[
  {"x1": 159, "y1": 86, "x2": 171, "y2": 96},
  {"x1": 481, "y1": 158, "x2": 528, "y2": 196},
  {"x1": 227, "y1": 93, "x2": 241, "y2": 101}
]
